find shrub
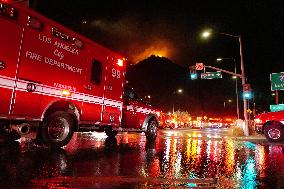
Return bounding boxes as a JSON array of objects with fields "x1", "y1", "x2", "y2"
[{"x1": 229, "y1": 126, "x2": 244, "y2": 137}]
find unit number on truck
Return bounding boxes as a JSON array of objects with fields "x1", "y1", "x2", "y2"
[{"x1": 112, "y1": 68, "x2": 121, "y2": 79}]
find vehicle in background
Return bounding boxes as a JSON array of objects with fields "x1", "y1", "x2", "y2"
[
  {"x1": 255, "y1": 110, "x2": 284, "y2": 142},
  {"x1": 208, "y1": 118, "x2": 222, "y2": 128},
  {"x1": 160, "y1": 113, "x2": 177, "y2": 129},
  {"x1": 190, "y1": 116, "x2": 203, "y2": 129},
  {"x1": 158, "y1": 112, "x2": 168, "y2": 129},
  {"x1": 159, "y1": 112, "x2": 191, "y2": 129},
  {"x1": 222, "y1": 118, "x2": 235, "y2": 128}
]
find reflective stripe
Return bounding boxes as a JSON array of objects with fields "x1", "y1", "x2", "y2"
[
  {"x1": 0, "y1": 75, "x2": 15, "y2": 89},
  {"x1": 104, "y1": 99, "x2": 123, "y2": 108},
  {"x1": 136, "y1": 107, "x2": 156, "y2": 114},
  {"x1": 126, "y1": 105, "x2": 156, "y2": 114},
  {"x1": 83, "y1": 93, "x2": 103, "y2": 104},
  {"x1": 0, "y1": 76, "x2": 121, "y2": 108},
  {"x1": 126, "y1": 105, "x2": 135, "y2": 111}
]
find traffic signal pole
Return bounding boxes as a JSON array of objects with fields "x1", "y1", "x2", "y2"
[
  {"x1": 200, "y1": 31, "x2": 249, "y2": 136},
  {"x1": 195, "y1": 59, "x2": 250, "y2": 136},
  {"x1": 204, "y1": 65, "x2": 242, "y2": 78},
  {"x1": 239, "y1": 35, "x2": 249, "y2": 136},
  {"x1": 276, "y1": 90, "x2": 279, "y2": 104}
]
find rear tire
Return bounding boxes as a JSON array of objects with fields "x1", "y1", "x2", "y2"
[
  {"x1": 146, "y1": 118, "x2": 158, "y2": 142},
  {"x1": 264, "y1": 122, "x2": 284, "y2": 142},
  {"x1": 41, "y1": 111, "x2": 75, "y2": 148}
]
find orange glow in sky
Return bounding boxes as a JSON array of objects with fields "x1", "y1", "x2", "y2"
[{"x1": 131, "y1": 40, "x2": 173, "y2": 64}]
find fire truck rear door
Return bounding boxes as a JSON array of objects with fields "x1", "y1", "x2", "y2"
[
  {"x1": 0, "y1": 13, "x2": 23, "y2": 115},
  {"x1": 102, "y1": 59, "x2": 125, "y2": 126},
  {"x1": 81, "y1": 56, "x2": 105, "y2": 122}
]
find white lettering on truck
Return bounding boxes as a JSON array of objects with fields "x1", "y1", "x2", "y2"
[
  {"x1": 38, "y1": 34, "x2": 79, "y2": 56},
  {"x1": 38, "y1": 34, "x2": 52, "y2": 44},
  {"x1": 25, "y1": 50, "x2": 82, "y2": 75},
  {"x1": 54, "y1": 41, "x2": 79, "y2": 55},
  {"x1": 26, "y1": 51, "x2": 42, "y2": 61},
  {"x1": 54, "y1": 82, "x2": 77, "y2": 91},
  {"x1": 54, "y1": 49, "x2": 64, "y2": 60}
]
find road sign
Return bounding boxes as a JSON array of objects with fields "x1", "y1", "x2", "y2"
[
  {"x1": 201, "y1": 72, "x2": 222, "y2": 79},
  {"x1": 195, "y1": 63, "x2": 204, "y2": 70},
  {"x1": 270, "y1": 104, "x2": 284, "y2": 112},
  {"x1": 242, "y1": 83, "x2": 252, "y2": 99},
  {"x1": 271, "y1": 72, "x2": 284, "y2": 91},
  {"x1": 243, "y1": 84, "x2": 251, "y2": 92}
]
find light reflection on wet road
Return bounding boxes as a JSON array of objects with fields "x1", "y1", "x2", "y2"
[{"x1": 0, "y1": 128, "x2": 284, "y2": 188}]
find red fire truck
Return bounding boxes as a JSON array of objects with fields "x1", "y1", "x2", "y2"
[{"x1": 0, "y1": 1, "x2": 159, "y2": 147}]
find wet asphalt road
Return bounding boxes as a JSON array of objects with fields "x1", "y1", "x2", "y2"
[{"x1": 0, "y1": 128, "x2": 284, "y2": 189}]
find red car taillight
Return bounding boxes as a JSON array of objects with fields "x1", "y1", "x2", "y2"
[{"x1": 0, "y1": 2, "x2": 18, "y2": 20}]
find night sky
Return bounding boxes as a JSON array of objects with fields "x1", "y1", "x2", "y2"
[{"x1": 32, "y1": 0, "x2": 284, "y2": 114}]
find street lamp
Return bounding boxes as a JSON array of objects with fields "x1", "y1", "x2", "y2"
[
  {"x1": 224, "y1": 99, "x2": 232, "y2": 108},
  {"x1": 202, "y1": 31, "x2": 211, "y2": 38},
  {"x1": 216, "y1": 57, "x2": 240, "y2": 119},
  {"x1": 202, "y1": 30, "x2": 249, "y2": 136},
  {"x1": 172, "y1": 88, "x2": 183, "y2": 114}
]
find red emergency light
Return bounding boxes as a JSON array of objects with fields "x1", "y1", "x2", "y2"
[
  {"x1": 0, "y1": 2, "x2": 18, "y2": 19},
  {"x1": 117, "y1": 59, "x2": 124, "y2": 67}
]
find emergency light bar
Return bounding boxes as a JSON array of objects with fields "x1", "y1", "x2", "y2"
[
  {"x1": 52, "y1": 27, "x2": 84, "y2": 49},
  {"x1": 0, "y1": 2, "x2": 18, "y2": 19}
]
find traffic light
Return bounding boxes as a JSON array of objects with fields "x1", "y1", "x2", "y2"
[
  {"x1": 243, "y1": 91, "x2": 252, "y2": 99},
  {"x1": 190, "y1": 73, "x2": 198, "y2": 80},
  {"x1": 243, "y1": 84, "x2": 252, "y2": 99},
  {"x1": 189, "y1": 67, "x2": 197, "y2": 80}
]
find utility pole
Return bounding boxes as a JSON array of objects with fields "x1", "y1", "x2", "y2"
[
  {"x1": 239, "y1": 35, "x2": 249, "y2": 136},
  {"x1": 201, "y1": 30, "x2": 250, "y2": 136}
]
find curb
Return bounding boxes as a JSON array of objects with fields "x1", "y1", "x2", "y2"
[{"x1": 231, "y1": 135, "x2": 266, "y2": 141}]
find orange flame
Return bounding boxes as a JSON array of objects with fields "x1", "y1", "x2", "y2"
[{"x1": 130, "y1": 40, "x2": 173, "y2": 64}]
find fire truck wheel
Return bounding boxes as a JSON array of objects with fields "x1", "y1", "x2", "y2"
[
  {"x1": 146, "y1": 118, "x2": 158, "y2": 142},
  {"x1": 105, "y1": 128, "x2": 118, "y2": 138},
  {"x1": 41, "y1": 111, "x2": 75, "y2": 148},
  {"x1": 264, "y1": 122, "x2": 284, "y2": 142}
]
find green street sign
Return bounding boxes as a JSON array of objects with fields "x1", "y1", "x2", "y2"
[
  {"x1": 201, "y1": 72, "x2": 222, "y2": 79},
  {"x1": 271, "y1": 72, "x2": 284, "y2": 91},
  {"x1": 270, "y1": 104, "x2": 284, "y2": 112}
]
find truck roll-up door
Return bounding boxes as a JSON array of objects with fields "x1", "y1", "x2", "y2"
[{"x1": 0, "y1": 6, "x2": 23, "y2": 116}]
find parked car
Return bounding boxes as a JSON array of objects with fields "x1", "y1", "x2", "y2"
[{"x1": 254, "y1": 110, "x2": 284, "y2": 142}]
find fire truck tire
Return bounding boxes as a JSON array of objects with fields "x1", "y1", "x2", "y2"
[
  {"x1": 264, "y1": 122, "x2": 284, "y2": 142},
  {"x1": 146, "y1": 118, "x2": 158, "y2": 142},
  {"x1": 41, "y1": 111, "x2": 75, "y2": 148},
  {"x1": 105, "y1": 128, "x2": 118, "y2": 138}
]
